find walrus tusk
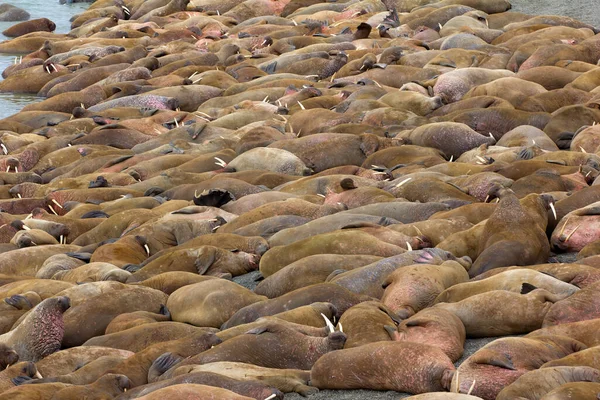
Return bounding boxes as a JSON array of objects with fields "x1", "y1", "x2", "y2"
[
  {"x1": 0, "y1": 144, "x2": 7, "y2": 154},
  {"x1": 192, "y1": 77, "x2": 203, "y2": 84},
  {"x1": 438, "y1": 23, "x2": 443, "y2": 30},
  {"x1": 16, "y1": 193, "x2": 21, "y2": 199},
  {"x1": 14, "y1": 166, "x2": 18, "y2": 173},
  {"x1": 48, "y1": 204, "x2": 58, "y2": 215},
  {"x1": 5, "y1": 166, "x2": 8, "y2": 173},
  {"x1": 484, "y1": 195, "x2": 490, "y2": 203},
  {"x1": 214, "y1": 157, "x2": 227, "y2": 168},
  {"x1": 316, "y1": 194, "x2": 326, "y2": 198},
  {"x1": 59, "y1": 235, "x2": 63, "y2": 245},
  {"x1": 338, "y1": 322, "x2": 343, "y2": 333},
  {"x1": 449, "y1": 155, "x2": 453, "y2": 162},
  {"x1": 45, "y1": 65, "x2": 51, "y2": 74},
  {"x1": 321, "y1": 313, "x2": 335, "y2": 333},
  {"x1": 467, "y1": 380, "x2": 476, "y2": 395},
  {"x1": 549, "y1": 202, "x2": 557, "y2": 220},
  {"x1": 406, "y1": 242, "x2": 413, "y2": 251},
  {"x1": 476, "y1": 155, "x2": 488, "y2": 164},
  {"x1": 22, "y1": 225, "x2": 30, "y2": 230},
  {"x1": 297, "y1": 101, "x2": 305, "y2": 110},
  {"x1": 264, "y1": 395, "x2": 276, "y2": 400},
  {"x1": 51, "y1": 199, "x2": 63, "y2": 209},
  {"x1": 5, "y1": 364, "x2": 9, "y2": 369},
  {"x1": 51, "y1": 64, "x2": 58, "y2": 73},
  {"x1": 559, "y1": 216, "x2": 570, "y2": 237},
  {"x1": 580, "y1": 146, "x2": 587, "y2": 153},
  {"x1": 144, "y1": 244, "x2": 150, "y2": 255},
  {"x1": 564, "y1": 224, "x2": 581, "y2": 242},
  {"x1": 34, "y1": 371, "x2": 43, "y2": 379},
  {"x1": 453, "y1": 371, "x2": 460, "y2": 393},
  {"x1": 395, "y1": 177, "x2": 411, "y2": 188},
  {"x1": 25, "y1": 213, "x2": 32, "y2": 220}
]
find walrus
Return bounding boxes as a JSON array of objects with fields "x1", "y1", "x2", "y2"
[
  {"x1": 310, "y1": 341, "x2": 455, "y2": 394},
  {"x1": 104, "y1": 309, "x2": 172, "y2": 334},
  {"x1": 453, "y1": 335, "x2": 587, "y2": 399},
  {"x1": 259, "y1": 230, "x2": 406, "y2": 278},
  {"x1": 167, "y1": 279, "x2": 267, "y2": 328},
  {"x1": 52, "y1": 281, "x2": 127, "y2": 307},
  {"x1": 329, "y1": 248, "x2": 471, "y2": 299},
  {"x1": 435, "y1": 288, "x2": 560, "y2": 337},
  {"x1": 128, "y1": 246, "x2": 259, "y2": 281},
  {"x1": 126, "y1": 383, "x2": 253, "y2": 400},
  {"x1": 551, "y1": 201, "x2": 600, "y2": 253},
  {"x1": 157, "y1": 323, "x2": 346, "y2": 376},
  {"x1": 468, "y1": 186, "x2": 553, "y2": 278},
  {"x1": 434, "y1": 269, "x2": 580, "y2": 303},
  {"x1": 543, "y1": 281, "x2": 600, "y2": 326},
  {"x1": 542, "y1": 345, "x2": 600, "y2": 369},
  {"x1": 0, "y1": 361, "x2": 41, "y2": 392},
  {"x1": 496, "y1": 366, "x2": 600, "y2": 400},
  {"x1": 221, "y1": 283, "x2": 371, "y2": 329},
  {"x1": 82, "y1": 322, "x2": 214, "y2": 353},
  {"x1": 50, "y1": 262, "x2": 131, "y2": 283},
  {"x1": 381, "y1": 260, "x2": 470, "y2": 318},
  {"x1": 0, "y1": 297, "x2": 69, "y2": 362},
  {"x1": 337, "y1": 301, "x2": 399, "y2": 348},
  {"x1": 128, "y1": 272, "x2": 219, "y2": 295},
  {"x1": 2, "y1": 18, "x2": 56, "y2": 37},
  {"x1": 61, "y1": 287, "x2": 168, "y2": 347},
  {"x1": 115, "y1": 371, "x2": 283, "y2": 400},
  {"x1": 164, "y1": 362, "x2": 316, "y2": 396},
  {"x1": 538, "y1": 382, "x2": 600, "y2": 400},
  {"x1": 254, "y1": 254, "x2": 383, "y2": 298}
]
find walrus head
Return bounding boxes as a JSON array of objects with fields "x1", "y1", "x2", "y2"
[
  {"x1": 22, "y1": 297, "x2": 70, "y2": 362},
  {"x1": 0, "y1": 344, "x2": 19, "y2": 369}
]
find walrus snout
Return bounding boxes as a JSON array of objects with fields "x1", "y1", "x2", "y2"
[
  {"x1": 0, "y1": 344, "x2": 19, "y2": 368},
  {"x1": 327, "y1": 331, "x2": 347, "y2": 349},
  {"x1": 56, "y1": 296, "x2": 70, "y2": 312}
]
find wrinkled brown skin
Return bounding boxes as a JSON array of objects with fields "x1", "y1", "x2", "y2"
[
  {"x1": 129, "y1": 272, "x2": 219, "y2": 295},
  {"x1": 34, "y1": 346, "x2": 134, "y2": 377},
  {"x1": 543, "y1": 346, "x2": 600, "y2": 369},
  {"x1": 390, "y1": 308, "x2": 466, "y2": 363},
  {"x1": 62, "y1": 287, "x2": 168, "y2": 347},
  {"x1": 105, "y1": 331, "x2": 222, "y2": 388},
  {"x1": 115, "y1": 371, "x2": 282, "y2": 400},
  {"x1": 47, "y1": 373, "x2": 131, "y2": 399},
  {"x1": 82, "y1": 322, "x2": 213, "y2": 353},
  {"x1": 0, "y1": 382, "x2": 70, "y2": 399},
  {"x1": 311, "y1": 341, "x2": 455, "y2": 394},
  {"x1": 337, "y1": 301, "x2": 398, "y2": 348},
  {"x1": 160, "y1": 323, "x2": 346, "y2": 378},
  {"x1": 221, "y1": 283, "x2": 372, "y2": 329},
  {"x1": 168, "y1": 361, "x2": 315, "y2": 396},
  {"x1": 469, "y1": 189, "x2": 551, "y2": 278},
  {"x1": 389, "y1": 218, "x2": 474, "y2": 247},
  {"x1": 528, "y1": 319, "x2": 600, "y2": 348},
  {"x1": 539, "y1": 382, "x2": 600, "y2": 400},
  {"x1": 255, "y1": 254, "x2": 382, "y2": 298},
  {"x1": 329, "y1": 249, "x2": 469, "y2": 299},
  {"x1": 104, "y1": 310, "x2": 172, "y2": 335},
  {"x1": 259, "y1": 230, "x2": 405, "y2": 278},
  {"x1": 435, "y1": 269, "x2": 579, "y2": 304},
  {"x1": 0, "y1": 361, "x2": 38, "y2": 392},
  {"x1": 23, "y1": 355, "x2": 128, "y2": 385},
  {"x1": 543, "y1": 281, "x2": 600, "y2": 327},
  {"x1": 167, "y1": 279, "x2": 267, "y2": 329},
  {"x1": 453, "y1": 335, "x2": 587, "y2": 399},
  {"x1": 216, "y1": 316, "x2": 328, "y2": 342},
  {"x1": 137, "y1": 234, "x2": 269, "y2": 267},
  {"x1": 496, "y1": 366, "x2": 600, "y2": 400},
  {"x1": 125, "y1": 383, "x2": 253, "y2": 400},
  {"x1": 2, "y1": 18, "x2": 56, "y2": 37},
  {"x1": 434, "y1": 289, "x2": 557, "y2": 337},
  {"x1": 128, "y1": 246, "x2": 259, "y2": 282},
  {"x1": 381, "y1": 260, "x2": 470, "y2": 319},
  {"x1": 89, "y1": 235, "x2": 148, "y2": 267},
  {"x1": 0, "y1": 296, "x2": 69, "y2": 362}
]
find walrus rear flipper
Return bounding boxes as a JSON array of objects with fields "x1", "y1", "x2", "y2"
[
  {"x1": 193, "y1": 188, "x2": 235, "y2": 207},
  {"x1": 148, "y1": 352, "x2": 183, "y2": 382},
  {"x1": 144, "y1": 187, "x2": 165, "y2": 197},
  {"x1": 12, "y1": 376, "x2": 33, "y2": 386},
  {"x1": 66, "y1": 252, "x2": 92, "y2": 262},
  {"x1": 556, "y1": 132, "x2": 574, "y2": 149},
  {"x1": 469, "y1": 241, "x2": 529, "y2": 278},
  {"x1": 263, "y1": 61, "x2": 277, "y2": 74},
  {"x1": 81, "y1": 210, "x2": 110, "y2": 219},
  {"x1": 520, "y1": 283, "x2": 538, "y2": 294}
]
